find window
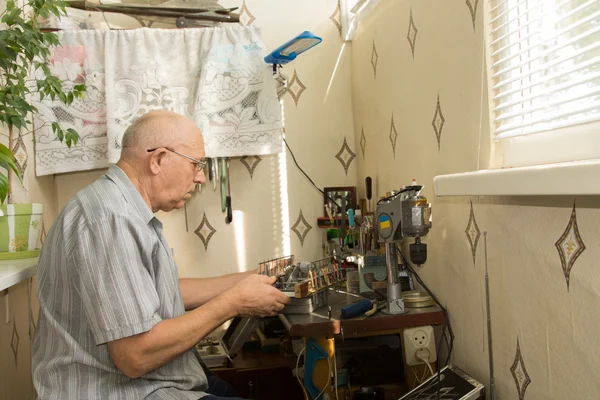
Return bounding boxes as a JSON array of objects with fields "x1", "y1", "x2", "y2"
[
  {"x1": 340, "y1": 0, "x2": 381, "y2": 41},
  {"x1": 486, "y1": 0, "x2": 600, "y2": 168}
]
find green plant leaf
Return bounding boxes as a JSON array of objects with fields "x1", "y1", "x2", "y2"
[
  {"x1": 0, "y1": 45, "x2": 18, "y2": 62},
  {"x1": 66, "y1": 128, "x2": 79, "y2": 146},
  {"x1": 0, "y1": 173, "x2": 8, "y2": 205},
  {"x1": 0, "y1": 143, "x2": 22, "y2": 185},
  {"x1": 0, "y1": 0, "x2": 86, "y2": 199},
  {"x1": 10, "y1": 115, "x2": 24, "y2": 130},
  {"x1": 56, "y1": 126, "x2": 64, "y2": 142}
]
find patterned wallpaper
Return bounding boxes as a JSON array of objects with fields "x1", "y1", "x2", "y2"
[
  {"x1": 4, "y1": 1, "x2": 599, "y2": 399},
  {"x1": 46, "y1": 0, "x2": 357, "y2": 274},
  {"x1": 180, "y1": 0, "x2": 357, "y2": 257},
  {"x1": 353, "y1": 1, "x2": 600, "y2": 399},
  {"x1": 0, "y1": 281, "x2": 38, "y2": 399},
  {"x1": 2, "y1": 0, "x2": 357, "y2": 398}
]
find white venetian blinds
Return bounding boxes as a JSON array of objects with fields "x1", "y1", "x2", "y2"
[{"x1": 487, "y1": 0, "x2": 600, "y2": 140}]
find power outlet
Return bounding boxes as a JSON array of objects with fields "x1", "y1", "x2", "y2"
[{"x1": 403, "y1": 326, "x2": 437, "y2": 366}]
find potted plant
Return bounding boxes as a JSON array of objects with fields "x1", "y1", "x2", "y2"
[{"x1": 0, "y1": 0, "x2": 84, "y2": 258}]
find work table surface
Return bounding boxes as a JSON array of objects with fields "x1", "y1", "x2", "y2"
[{"x1": 280, "y1": 290, "x2": 445, "y2": 338}]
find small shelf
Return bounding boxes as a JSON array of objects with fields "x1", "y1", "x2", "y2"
[
  {"x1": 434, "y1": 159, "x2": 600, "y2": 196},
  {"x1": 0, "y1": 257, "x2": 39, "y2": 291}
]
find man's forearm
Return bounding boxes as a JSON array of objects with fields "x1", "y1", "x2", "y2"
[
  {"x1": 108, "y1": 293, "x2": 237, "y2": 378},
  {"x1": 179, "y1": 269, "x2": 256, "y2": 310}
]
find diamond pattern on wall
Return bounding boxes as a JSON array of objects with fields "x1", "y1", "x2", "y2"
[
  {"x1": 240, "y1": 155, "x2": 261, "y2": 179},
  {"x1": 465, "y1": 200, "x2": 481, "y2": 265},
  {"x1": 12, "y1": 135, "x2": 27, "y2": 176},
  {"x1": 11, "y1": 318, "x2": 19, "y2": 366},
  {"x1": 407, "y1": 9, "x2": 418, "y2": 58},
  {"x1": 27, "y1": 277, "x2": 36, "y2": 342},
  {"x1": 239, "y1": 0, "x2": 255, "y2": 26},
  {"x1": 555, "y1": 202, "x2": 585, "y2": 291},
  {"x1": 194, "y1": 213, "x2": 216, "y2": 251},
  {"x1": 466, "y1": 0, "x2": 479, "y2": 30},
  {"x1": 40, "y1": 219, "x2": 47, "y2": 244},
  {"x1": 287, "y1": 69, "x2": 306, "y2": 106},
  {"x1": 360, "y1": 127, "x2": 366, "y2": 158},
  {"x1": 432, "y1": 94, "x2": 445, "y2": 150},
  {"x1": 511, "y1": 338, "x2": 532, "y2": 400},
  {"x1": 335, "y1": 137, "x2": 356, "y2": 175},
  {"x1": 371, "y1": 41, "x2": 378, "y2": 78},
  {"x1": 330, "y1": 0, "x2": 342, "y2": 36},
  {"x1": 389, "y1": 114, "x2": 398, "y2": 158},
  {"x1": 291, "y1": 210, "x2": 312, "y2": 247}
]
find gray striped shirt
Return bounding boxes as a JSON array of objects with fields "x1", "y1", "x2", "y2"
[{"x1": 33, "y1": 165, "x2": 208, "y2": 400}]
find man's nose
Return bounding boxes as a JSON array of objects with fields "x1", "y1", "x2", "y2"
[{"x1": 194, "y1": 168, "x2": 207, "y2": 184}]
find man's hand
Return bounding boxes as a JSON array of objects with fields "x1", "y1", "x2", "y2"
[{"x1": 224, "y1": 274, "x2": 290, "y2": 318}]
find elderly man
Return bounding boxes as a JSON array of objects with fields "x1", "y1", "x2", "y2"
[{"x1": 32, "y1": 110, "x2": 289, "y2": 399}]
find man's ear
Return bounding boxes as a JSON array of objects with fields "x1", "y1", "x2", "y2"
[{"x1": 149, "y1": 149, "x2": 167, "y2": 175}]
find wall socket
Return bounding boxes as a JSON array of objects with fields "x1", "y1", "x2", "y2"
[{"x1": 403, "y1": 326, "x2": 437, "y2": 366}]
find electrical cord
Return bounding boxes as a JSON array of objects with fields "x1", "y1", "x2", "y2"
[
  {"x1": 376, "y1": 185, "x2": 423, "y2": 205},
  {"x1": 398, "y1": 248, "x2": 454, "y2": 363},
  {"x1": 417, "y1": 353, "x2": 435, "y2": 378},
  {"x1": 295, "y1": 345, "x2": 332, "y2": 400},
  {"x1": 376, "y1": 190, "x2": 402, "y2": 205},
  {"x1": 283, "y1": 137, "x2": 341, "y2": 210},
  {"x1": 398, "y1": 246, "x2": 454, "y2": 400},
  {"x1": 412, "y1": 367, "x2": 423, "y2": 386},
  {"x1": 295, "y1": 347, "x2": 309, "y2": 400}
]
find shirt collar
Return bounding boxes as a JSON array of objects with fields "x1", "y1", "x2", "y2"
[{"x1": 106, "y1": 164, "x2": 156, "y2": 225}]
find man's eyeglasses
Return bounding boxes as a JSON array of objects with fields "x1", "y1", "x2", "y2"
[{"x1": 147, "y1": 147, "x2": 207, "y2": 171}]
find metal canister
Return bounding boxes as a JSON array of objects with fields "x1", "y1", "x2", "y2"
[{"x1": 401, "y1": 195, "x2": 432, "y2": 237}]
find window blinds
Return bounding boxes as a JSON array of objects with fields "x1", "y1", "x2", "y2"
[{"x1": 488, "y1": 0, "x2": 600, "y2": 140}]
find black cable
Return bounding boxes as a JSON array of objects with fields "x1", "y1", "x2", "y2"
[
  {"x1": 377, "y1": 191, "x2": 401, "y2": 205},
  {"x1": 398, "y1": 247, "x2": 454, "y2": 400},
  {"x1": 398, "y1": 249, "x2": 454, "y2": 361},
  {"x1": 283, "y1": 137, "x2": 341, "y2": 210},
  {"x1": 376, "y1": 185, "x2": 423, "y2": 205}
]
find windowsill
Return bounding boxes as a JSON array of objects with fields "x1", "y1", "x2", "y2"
[
  {"x1": 0, "y1": 257, "x2": 38, "y2": 291},
  {"x1": 434, "y1": 159, "x2": 600, "y2": 196}
]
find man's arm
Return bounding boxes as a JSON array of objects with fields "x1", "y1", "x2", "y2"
[
  {"x1": 108, "y1": 274, "x2": 289, "y2": 379},
  {"x1": 179, "y1": 268, "x2": 257, "y2": 310}
]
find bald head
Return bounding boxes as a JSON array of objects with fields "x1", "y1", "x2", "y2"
[
  {"x1": 116, "y1": 110, "x2": 206, "y2": 212},
  {"x1": 120, "y1": 110, "x2": 202, "y2": 154}
]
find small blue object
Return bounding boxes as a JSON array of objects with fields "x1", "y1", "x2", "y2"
[
  {"x1": 341, "y1": 299, "x2": 373, "y2": 319},
  {"x1": 304, "y1": 338, "x2": 329, "y2": 399},
  {"x1": 347, "y1": 209, "x2": 355, "y2": 228},
  {"x1": 264, "y1": 31, "x2": 322, "y2": 65}
]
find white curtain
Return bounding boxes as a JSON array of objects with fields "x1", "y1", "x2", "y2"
[{"x1": 33, "y1": 26, "x2": 283, "y2": 176}]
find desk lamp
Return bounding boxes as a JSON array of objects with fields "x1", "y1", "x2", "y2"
[{"x1": 264, "y1": 31, "x2": 322, "y2": 97}]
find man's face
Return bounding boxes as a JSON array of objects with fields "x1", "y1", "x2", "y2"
[{"x1": 156, "y1": 136, "x2": 206, "y2": 212}]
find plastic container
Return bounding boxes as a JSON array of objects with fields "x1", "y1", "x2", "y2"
[{"x1": 0, "y1": 203, "x2": 43, "y2": 259}]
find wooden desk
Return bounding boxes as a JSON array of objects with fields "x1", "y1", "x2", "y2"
[
  {"x1": 278, "y1": 291, "x2": 446, "y2": 399},
  {"x1": 279, "y1": 291, "x2": 445, "y2": 338},
  {"x1": 213, "y1": 350, "x2": 304, "y2": 400}
]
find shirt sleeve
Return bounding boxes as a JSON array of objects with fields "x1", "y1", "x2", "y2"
[{"x1": 69, "y1": 214, "x2": 162, "y2": 345}]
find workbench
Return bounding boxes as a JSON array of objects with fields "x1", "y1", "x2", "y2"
[
  {"x1": 279, "y1": 290, "x2": 446, "y2": 400},
  {"x1": 279, "y1": 290, "x2": 445, "y2": 338},
  {"x1": 212, "y1": 350, "x2": 304, "y2": 400}
]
